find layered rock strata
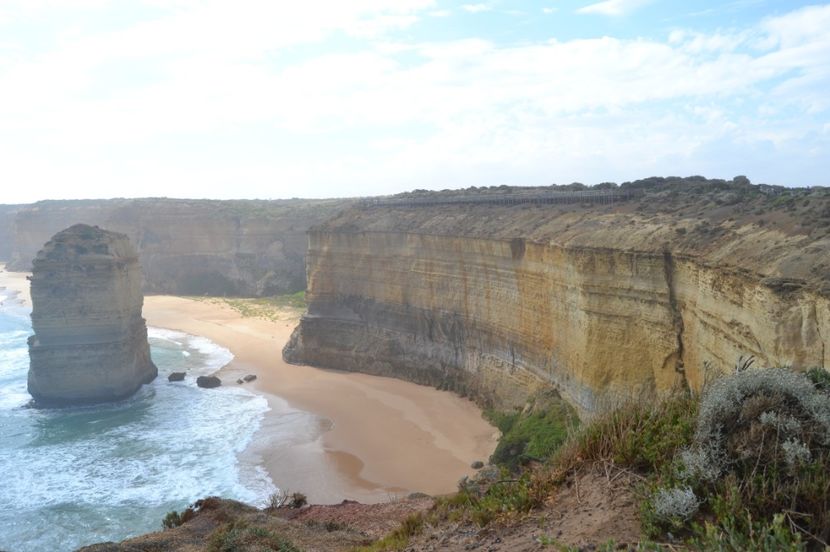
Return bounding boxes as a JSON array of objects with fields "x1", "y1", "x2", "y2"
[
  {"x1": 27, "y1": 224, "x2": 157, "y2": 405},
  {"x1": 285, "y1": 180, "x2": 830, "y2": 414},
  {"x1": 9, "y1": 198, "x2": 352, "y2": 296}
]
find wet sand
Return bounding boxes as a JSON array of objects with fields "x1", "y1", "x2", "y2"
[{"x1": 0, "y1": 264, "x2": 498, "y2": 504}]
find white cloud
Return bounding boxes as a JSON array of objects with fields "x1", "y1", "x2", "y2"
[
  {"x1": 577, "y1": 0, "x2": 651, "y2": 17},
  {"x1": 462, "y1": 3, "x2": 492, "y2": 14},
  {"x1": 0, "y1": 2, "x2": 829, "y2": 202}
]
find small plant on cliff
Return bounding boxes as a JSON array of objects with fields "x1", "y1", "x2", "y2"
[
  {"x1": 266, "y1": 490, "x2": 307, "y2": 511},
  {"x1": 288, "y1": 492, "x2": 307, "y2": 508},
  {"x1": 162, "y1": 506, "x2": 196, "y2": 529},
  {"x1": 650, "y1": 486, "x2": 700, "y2": 524}
]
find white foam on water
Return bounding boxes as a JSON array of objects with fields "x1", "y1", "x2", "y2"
[
  {"x1": 148, "y1": 327, "x2": 234, "y2": 376},
  {"x1": 0, "y1": 316, "x2": 286, "y2": 552},
  {"x1": 146, "y1": 327, "x2": 185, "y2": 345}
]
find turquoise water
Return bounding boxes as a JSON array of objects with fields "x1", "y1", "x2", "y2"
[{"x1": 0, "y1": 289, "x2": 277, "y2": 552}]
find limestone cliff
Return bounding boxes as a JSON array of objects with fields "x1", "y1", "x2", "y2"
[
  {"x1": 0, "y1": 204, "x2": 21, "y2": 260},
  {"x1": 285, "y1": 178, "x2": 830, "y2": 414},
  {"x1": 9, "y1": 198, "x2": 352, "y2": 296},
  {"x1": 27, "y1": 224, "x2": 158, "y2": 405}
]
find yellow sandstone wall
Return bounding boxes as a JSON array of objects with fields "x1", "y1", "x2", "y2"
[{"x1": 284, "y1": 200, "x2": 830, "y2": 414}]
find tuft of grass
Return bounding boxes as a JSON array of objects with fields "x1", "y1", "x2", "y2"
[
  {"x1": 807, "y1": 366, "x2": 830, "y2": 393},
  {"x1": 353, "y1": 513, "x2": 424, "y2": 552},
  {"x1": 550, "y1": 394, "x2": 698, "y2": 478},
  {"x1": 207, "y1": 520, "x2": 301, "y2": 552}
]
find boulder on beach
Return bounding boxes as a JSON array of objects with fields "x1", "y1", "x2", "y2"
[
  {"x1": 168, "y1": 372, "x2": 186, "y2": 382},
  {"x1": 243, "y1": 374, "x2": 257, "y2": 382},
  {"x1": 197, "y1": 375, "x2": 222, "y2": 389}
]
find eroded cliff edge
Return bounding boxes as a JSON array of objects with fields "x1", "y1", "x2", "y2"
[
  {"x1": 285, "y1": 178, "x2": 830, "y2": 414},
  {"x1": 28, "y1": 224, "x2": 157, "y2": 405}
]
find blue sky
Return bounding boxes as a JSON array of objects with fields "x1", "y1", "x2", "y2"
[{"x1": 0, "y1": 0, "x2": 827, "y2": 202}]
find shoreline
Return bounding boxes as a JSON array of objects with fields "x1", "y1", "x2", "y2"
[{"x1": 0, "y1": 264, "x2": 498, "y2": 505}]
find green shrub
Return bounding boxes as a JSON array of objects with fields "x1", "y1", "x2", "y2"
[
  {"x1": 646, "y1": 367, "x2": 830, "y2": 547},
  {"x1": 486, "y1": 396, "x2": 578, "y2": 471},
  {"x1": 162, "y1": 506, "x2": 195, "y2": 529},
  {"x1": 690, "y1": 512, "x2": 805, "y2": 551},
  {"x1": 468, "y1": 474, "x2": 538, "y2": 526},
  {"x1": 424, "y1": 473, "x2": 542, "y2": 529}
]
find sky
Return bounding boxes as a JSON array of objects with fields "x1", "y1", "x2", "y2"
[{"x1": 0, "y1": 1, "x2": 828, "y2": 203}]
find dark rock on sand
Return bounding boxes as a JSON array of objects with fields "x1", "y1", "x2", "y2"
[{"x1": 197, "y1": 376, "x2": 222, "y2": 389}]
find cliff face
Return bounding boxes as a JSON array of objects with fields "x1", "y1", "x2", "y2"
[
  {"x1": 9, "y1": 198, "x2": 351, "y2": 296},
  {"x1": 27, "y1": 224, "x2": 158, "y2": 405},
  {"x1": 0, "y1": 204, "x2": 21, "y2": 260},
  {"x1": 285, "y1": 180, "x2": 830, "y2": 413}
]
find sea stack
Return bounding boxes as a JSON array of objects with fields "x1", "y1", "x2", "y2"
[{"x1": 27, "y1": 224, "x2": 157, "y2": 406}]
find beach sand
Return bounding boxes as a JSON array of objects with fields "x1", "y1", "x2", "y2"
[
  {"x1": 0, "y1": 264, "x2": 498, "y2": 504},
  {"x1": 0, "y1": 266, "x2": 30, "y2": 306}
]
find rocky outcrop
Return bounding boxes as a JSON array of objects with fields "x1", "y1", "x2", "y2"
[
  {"x1": 27, "y1": 224, "x2": 157, "y2": 405},
  {"x1": 285, "y1": 179, "x2": 830, "y2": 414},
  {"x1": 8, "y1": 198, "x2": 352, "y2": 296}
]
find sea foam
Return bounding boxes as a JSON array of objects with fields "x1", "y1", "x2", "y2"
[{"x1": 0, "y1": 311, "x2": 277, "y2": 552}]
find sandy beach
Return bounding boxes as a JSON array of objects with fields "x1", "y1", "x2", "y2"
[{"x1": 0, "y1": 264, "x2": 498, "y2": 504}]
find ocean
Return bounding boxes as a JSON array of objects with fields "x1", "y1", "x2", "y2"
[{"x1": 0, "y1": 289, "x2": 278, "y2": 552}]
